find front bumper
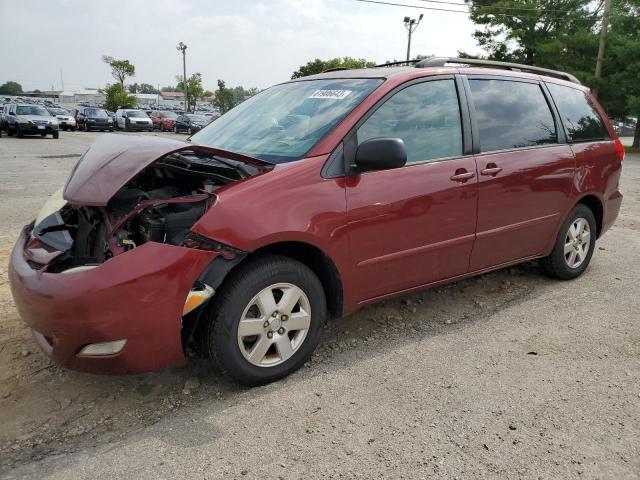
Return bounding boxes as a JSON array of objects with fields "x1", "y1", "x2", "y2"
[
  {"x1": 85, "y1": 121, "x2": 112, "y2": 130},
  {"x1": 125, "y1": 122, "x2": 153, "y2": 131},
  {"x1": 17, "y1": 123, "x2": 58, "y2": 134},
  {"x1": 9, "y1": 228, "x2": 217, "y2": 374}
]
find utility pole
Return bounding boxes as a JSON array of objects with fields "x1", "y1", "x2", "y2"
[
  {"x1": 404, "y1": 14, "x2": 424, "y2": 62},
  {"x1": 176, "y1": 42, "x2": 188, "y2": 111},
  {"x1": 593, "y1": 0, "x2": 612, "y2": 99},
  {"x1": 60, "y1": 69, "x2": 64, "y2": 91}
]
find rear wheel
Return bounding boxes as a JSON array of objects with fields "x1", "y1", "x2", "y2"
[
  {"x1": 542, "y1": 204, "x2": 596, "y2": 280},
  {"x1": 16, "y1": 125, "x2": 23, "y2": 137},
  {"x1": 52, "y1": 131, "x2": 59, "y2": 139},
  {"x1": 202, "y1": 255, "x2": 326, "y2": 386}
]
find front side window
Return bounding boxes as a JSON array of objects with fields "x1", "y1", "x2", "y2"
[
  {"x1": 469, "y1": 79, "x2": 557, "y2": 152},
  {"x1": 191, "y1": 78, "x2": 383, "y2": 163},
  {"x1": 357, "y1": 80, "x2": 463, "y2": 164},
  {"x1": 546, "y1": 83, "x2": 610, "y2": 143}
]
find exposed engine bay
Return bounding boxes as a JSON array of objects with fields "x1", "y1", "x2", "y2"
[{"x1": 31, "y1": 150, "x2": 262, "y2": 272}]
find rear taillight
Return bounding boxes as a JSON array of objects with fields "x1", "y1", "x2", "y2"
[{"x1": 614, "y1": 138, "x2": 625, "y2": 162}]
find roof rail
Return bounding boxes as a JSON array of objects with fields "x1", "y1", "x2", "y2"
[
  {"x1": 415, "y1": 57, "x2": 581, "y2": 85},
  {"x1": 375, "y1": 60, "x2": 420, "y2": 68}
]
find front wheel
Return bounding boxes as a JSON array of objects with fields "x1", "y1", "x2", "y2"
[
  {"x1": 542, "y1": 204, "x2": 597, "y2": 280},
  {"x1": 202, "y1": 255, "x2": 326, "y2": 386},
  {"x1": 173, "y1": 125, "x2": 178, "y2": 133},
  {"x1": 52, "y1": 131, "x2": 59, "y2": 139}
]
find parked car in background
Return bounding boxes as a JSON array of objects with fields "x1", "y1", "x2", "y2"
[
  {"x1": 47, "y1": 107, "x2": 76, "y2": 131},
  {"x1": 8, "y1": 58, "x2": 624, "y2": 386},
  {"x1": 150, "y1": 110, "x2": 178, "y2": 131},
  {"x1": 173, "y1": 113, "x2": 209, "y2": 134},
  {"x1": 72, "y1": 107, "x2": 113, "y2": 132},
  {"x1": 206, "y1": 112, "x2": 221, "y2": 124},
  {"x1": 106, "y1": 111, "x2": 117, "y2": 129},
  {"x1": 4, "y1": 104, "x2": 59, "y2": 138},
  {"x1": 115, "y1": 109, "x2": 153, "y2": 131}
]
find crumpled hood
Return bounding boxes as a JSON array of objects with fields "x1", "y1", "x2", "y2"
[{"x1": 63, "y1": 134, "x2": 270, "y2": 206}]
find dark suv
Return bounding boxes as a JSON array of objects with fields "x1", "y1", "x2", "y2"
[
  {"x1": 72, "y1": 107, "x2": 113, "y2": 132},
  {"x1": 9, "y1": 58, "x2": 623, "y2": 385}
]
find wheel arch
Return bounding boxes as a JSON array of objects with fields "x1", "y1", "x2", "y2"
[{"x1": 575, "y1": 194, "x2": 604, "y2": 237}]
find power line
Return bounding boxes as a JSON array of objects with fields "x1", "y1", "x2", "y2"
[
  {"x1": 415, "y1": 0, "x2": 575, "y2": 14},
  {"x1": 354, "y1": 0, "x2": 597, "y2": 22}
]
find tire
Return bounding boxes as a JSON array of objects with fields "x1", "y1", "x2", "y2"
[
  {"x1": 52, "y1": 131, "x2": 59, "y2": 139},
  {"x1": 160, "y1": 123, "x2": 165, "y2": 132},
  {"x1": 71, "y1": 127, "x2": 76, "y2": 132},
  {"x1": 84, "y1": 123, "x2": 89, "y2": 132},
  {"x1": 40, "y1": 133, "x2": 46, "y2": 137},
  {"x1": 202, "y1": 255, "x2": 327, "y2": 386},
  {"x1": 188, "y1": 126, "x2": 192, "y2": 135},
  {"x1": 16, "y1": 125, "x2": 23, "y2": 137},
  {"x1": 542, "y1": 204, "x2": 597, "y2": 280},
  {"x1": 7, "y1": 125, "x2": 13, "y2": 136},
  {"x1": 174, "y1": 125, "x2": 178, "y2": 133}
]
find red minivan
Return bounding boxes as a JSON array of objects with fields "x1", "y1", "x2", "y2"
[{"x1": 9, "y1": 58, "x2": 624, "y2": 385}]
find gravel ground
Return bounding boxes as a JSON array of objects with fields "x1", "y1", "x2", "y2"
[{"x1": 0, "y1": 131, "x2": 638, "y2": 479}]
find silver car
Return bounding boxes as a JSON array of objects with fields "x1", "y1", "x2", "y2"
[
  {"x1": 5, "y1": 104, "x2": 59, "y2": 138},
  {"x1": 47, "y1": 107, "x2": 76, "y2": 131}
]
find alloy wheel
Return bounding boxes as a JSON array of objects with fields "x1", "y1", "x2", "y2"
[
  {"x1": 564, "y1": 217, "x2": 591, "y2": 268},
  {"x1": 237, "y1": 283, "x2": 311, "y2": 367}
]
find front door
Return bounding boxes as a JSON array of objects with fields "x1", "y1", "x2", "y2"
[
  {"x1": 344, "y1": 78, "x2": 479, "y2": 303},
  {"x1": 465, "y1": 77, "x2": 575, "y2": 271}
]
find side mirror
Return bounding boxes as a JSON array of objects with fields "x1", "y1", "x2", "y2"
[
  {"x1": 354, "y1": 138, "x2": 407, "y2": 172},
  {"x1": 9, "y1": 111, "x2": 16, "y2": 116}
]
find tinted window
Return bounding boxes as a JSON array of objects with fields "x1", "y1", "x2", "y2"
[
  {"x1": 546, "y1": 83, "x2": 610, "y2": 143},
  {"x1": 357, "y1": 80, "x2": 462, "y2": 164},
  {"x1": 469, "y1": 79, "x2": 557, "y2": 152}
]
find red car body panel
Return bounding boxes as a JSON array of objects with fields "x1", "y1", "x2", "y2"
[
  {"x1": 8, "y1": 66, "x2": 624, "y2": 374},
  {"x1": 9, "y1": 230, "x2": 216, "y2": 374}
]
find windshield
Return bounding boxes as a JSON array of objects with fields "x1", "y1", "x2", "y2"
[
  {"x1": 16, "y1": 106, "x2": 50, "y2": 116},
  {"x1": 191, "y1": 78, "x2": 383, "y2": 163},
  {"x1": 86, "y1": 108, "x2": 108, "y2": 118},
  {"x1": 187, "y1": 114, "x2": 207, "y2": 123},
  {"x1": 48, "y1": 108, "x2": 68, "y2": 115},
  {"x1": 126, "y1": 110, "x2": 148, "y2": 118}
]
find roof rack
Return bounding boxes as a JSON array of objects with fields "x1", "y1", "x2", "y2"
[
  {"x1": 414, "y1": 57, "x2": 581, "y2": 85},
  {"x1": 375, "y1": 60, "x2": 420, "y2": 68}
]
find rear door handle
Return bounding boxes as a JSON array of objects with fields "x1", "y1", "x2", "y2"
[
  {"x1": 450, "y1": 170, "x2": 475, "y2": 182},
  {"x1": 480, "y1": 164, "x2": 503, "y2": 176}
]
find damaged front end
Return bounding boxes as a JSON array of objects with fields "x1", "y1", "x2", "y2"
[{"x1": 10, "y1": 136, "x2": 266, "y2": 373}]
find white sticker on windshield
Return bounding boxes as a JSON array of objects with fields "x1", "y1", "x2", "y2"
[{"x1": 308, "y1": 89, "x2": 352, "y2": 100}]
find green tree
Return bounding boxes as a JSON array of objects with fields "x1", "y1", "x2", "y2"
[
  {"x1": 0, "y1": 81, "x2": 23, "y2": 95},
  {"x1": 102, "y1": 55, "x2": 136, "y2": 87},
  {"x1": 103, "y1": 83, "x2": 137, "y2": 112},
  {"x1": 466, "y1": 0, "x2": 599, "y2": 68},
  {"x1": 177, "y1": 73, "x2": 204, "y2": 111},
  {"x1": 291, "y1": 57, "x2": 376, "y2": 79},
  {"x1": 212, "y1": 80, "x2": 236, "y2": 113},
  {"x1": 596, "y1": 0, "x2": 640, "y2": 147},
  {"x1": 138, "y1": 83, "x2": 158, "y2": 94}
]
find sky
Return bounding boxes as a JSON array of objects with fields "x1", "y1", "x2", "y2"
[{"x1": 0, "y1": 0, "x2": 482, "y2": 92}]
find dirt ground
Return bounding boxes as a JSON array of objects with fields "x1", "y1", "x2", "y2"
[{"x1": 0, "y1": 132, "x2": 638, "y2": 479}]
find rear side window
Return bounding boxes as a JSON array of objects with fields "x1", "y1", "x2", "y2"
[
  {"x1": 357, "y1": 80, "x2": 463, "y2": 164},
  {"x1": 546, "y1": 83, "x2": 610, "y2": 143},
  {"x1": 469, "y1": 79, "x2": 557, "y2": 152}
]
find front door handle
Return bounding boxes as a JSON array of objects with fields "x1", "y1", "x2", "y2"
[
  {"x1": 480, "y1": 163, "x2": 503, "y2": 176},
  {"x1": 450, "y1": 169, "x2": 475, "y2": 183}
]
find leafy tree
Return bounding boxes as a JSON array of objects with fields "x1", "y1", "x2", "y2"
[
  {"x1": 177, "y1": 73, "x2": 204, "y2": 111},
  {"x1": 139, "y1": 83, "x2": 158, "y2": 94},
  {"x1": 202, "y1": 90, "x2": 214, "y2": 98},
  {"x1": 103, "y1": 83, "x2": 137, "y2": 112},
  {"x1": 596, "y1": 0, "x2": 640, "y2": 147},
  {"x1": 0, "y1": 81, "x2": 23, "y2": 95},
  {"x1": 466, "y1": 0, "x2": 599, "y2": 67},
  {"x1": 291, "y1": 57, "x2": 376, "y2": 79},
  {"x1": 102, "y1": 55, "x2": 136, "y2": 87},
  {"x1": 161, "y1": 86, "x2": 179, "y2": 92},
  {"x1": 212, "y1": 80, "x2": 236, "y2": 113}
]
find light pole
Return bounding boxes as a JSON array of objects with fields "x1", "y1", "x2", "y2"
[
  {"x1": 404, "y1": 14, "x2": 424, "y2": 62},
  {"x1": 176, "y1": 42, "x2": 188, "y2": 111}
]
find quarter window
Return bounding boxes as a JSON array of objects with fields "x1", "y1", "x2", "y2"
[
  {"x1": 546, "y1": 83, "x2": 610, "y2": 143},
  {"x1": 469, "y1": 79, "x2": 557, "y2": 152},
  {"x1": 357, "y1": 80, "x2": 463, "y2": 164}
]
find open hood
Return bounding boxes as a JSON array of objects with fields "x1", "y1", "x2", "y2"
[{"x1": 63, "y1": 134, "x2": 270, "y2": 206}]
